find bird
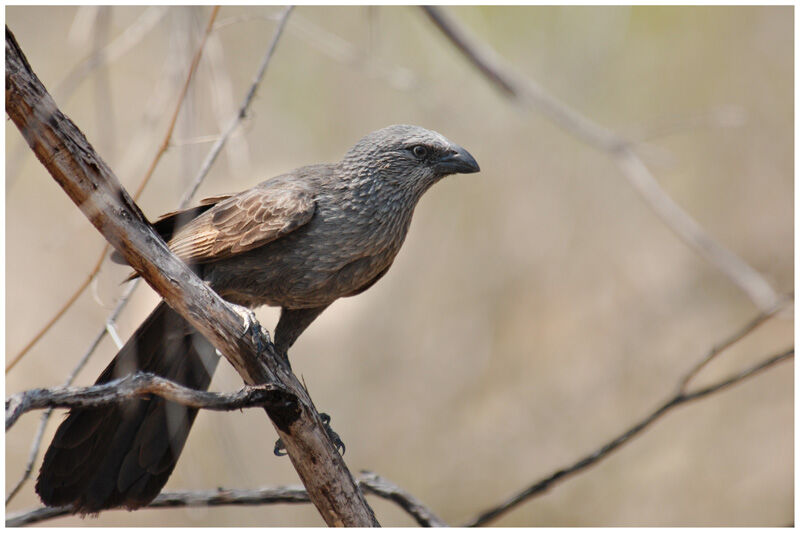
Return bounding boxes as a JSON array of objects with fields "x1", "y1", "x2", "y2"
[{"x1": 35, "y1": 124, "x2": 480, "y2": 513}]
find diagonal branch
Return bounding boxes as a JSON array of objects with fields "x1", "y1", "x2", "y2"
[
  {"x1": 5, "y1": 6, "x2": 295, "y2": 508},
  {"x1": 462, "y1": 346, "x2": 793, "y2": 527},
  {"x1": 421, "y1": 6, "x2": 780, "y2": 312},
  {"x1": 6, "y1": 372, "x2": 287, "y2": 430},
  {"x1": 6, "y1": 23, "x2": 378, "y2": 526}
]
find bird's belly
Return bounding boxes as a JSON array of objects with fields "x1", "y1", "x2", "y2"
[{"x1": 205, "y1": 242, "x2": 394, "y2": 310}]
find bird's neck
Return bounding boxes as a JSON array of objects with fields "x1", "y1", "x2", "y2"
[{"x1": 322, "y1": 167, "x2": 426, "y2": 255}]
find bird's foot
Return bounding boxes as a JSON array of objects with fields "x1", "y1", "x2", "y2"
[
  {"x1": 230, "y1": 303, "x2": 259, "y2": 335},
  {"x1": 228, "y1": 303, "x2": 276, "y2": 359},
  {"x1": 273, "y1": 413, "x2": 345, "y2": 456}
]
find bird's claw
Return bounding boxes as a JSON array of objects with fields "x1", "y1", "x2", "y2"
[
  {"x1": 229, "y1": 303, "x2": 258, "y2": 334},
  {"x1": 273, "y1": 437, "x2": 288, "y2": 456},
  {"x1": 273, "y1": 412, "x2": 345, "y2": 457},
  {"x1": 229, "y1": 303, "x2": 274, "y2": 357}
]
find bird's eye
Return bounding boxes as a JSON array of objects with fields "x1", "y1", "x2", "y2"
[{"x1": 411, "y1": 145, "x2": 428, "y2": 159}]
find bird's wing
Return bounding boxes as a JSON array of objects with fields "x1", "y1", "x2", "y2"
[
  {"x1": 152, "y1": 194, "x2": 233, "y2": 242},
  {"x1": 110, "y1": 195, "x2": 234, "y2": 266},
  {"x1": 168, "y1": 180, "x2": 316, "y2": 264}
]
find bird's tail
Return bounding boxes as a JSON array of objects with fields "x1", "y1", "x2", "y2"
[{"x1": 36, "y1": 301, "x2": 219, "y2": 513}]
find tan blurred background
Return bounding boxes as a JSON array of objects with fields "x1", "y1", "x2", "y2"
[{"x1": 5, "y1": 5, "x2": 793, "y2": 526}]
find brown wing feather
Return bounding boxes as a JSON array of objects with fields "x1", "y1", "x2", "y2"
[
  {"x1": 168, "y1": 182, "x2": 316, "y2": 264},
  {"x1": 152, "y1": 195, "x2": 233, "y2": 241},
  {"x1": 110, "y1": 195, "x2": 233, "y2": 267}
]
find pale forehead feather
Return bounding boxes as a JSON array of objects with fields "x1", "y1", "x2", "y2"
[{"x1": 359, "y1": 124, "x2": 452, "y2": 152}]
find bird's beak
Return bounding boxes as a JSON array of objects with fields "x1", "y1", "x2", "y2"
[{"x1": 436, "y1": 145, "x2": 480, "y2": 175}]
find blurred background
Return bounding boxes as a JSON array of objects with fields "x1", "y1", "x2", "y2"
[{"x1": 5, "y1": 5, "x2": 793, "y2": 526}]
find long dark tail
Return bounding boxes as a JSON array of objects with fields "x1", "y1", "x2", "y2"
[{"x1": 36, "y1": 302, "x2": 219, "y2": 513}]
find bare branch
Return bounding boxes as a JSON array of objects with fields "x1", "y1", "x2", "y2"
[
  {"x1": 421, "y1": 6, "x2": 780, "y2": 312},
  {"x1": 6, "y1": 506, "x2": 68, "y2": 528},
  {"x1": 462, "y1": 346, "x2": 793, "y2": 527},
  {"x1": 359, "y1": 471, "x2": 448, "y2": 527},
  {"x1": 677, "y1": 298, "x2": 791, "y2": 393},
  {"x1": 6, "y1": 372, "x2": 287, "y2": 430},
  {"x1": 6, "y1": 472, "x2": 443, "y2": 527},
  {"x1": 6, "y1": 24, "x2": 378, "y2": 526}
]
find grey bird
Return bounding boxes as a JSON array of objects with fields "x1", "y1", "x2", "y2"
[{"x1": 36, "y1": 124, "x2": 480, "y2": 513}]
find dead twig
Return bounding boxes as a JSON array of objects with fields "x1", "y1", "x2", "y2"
[
  {"x1": 359, "y1": 471, "x2": 447, "y2": 527},
  {"x1": 6, "y1": 372, "x2": 286, "y2": 430},
  {"x1": 677, "y1": 299, "x2": 790, "y2": 393}
]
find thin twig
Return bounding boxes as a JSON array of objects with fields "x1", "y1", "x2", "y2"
[
  {"x1": 677, "y1": 299, "x2": 790, "y2": 393},
  {"x1": 6, "y1": 472, "x2": 442, "y2": 527},
  {"x1": 359, "y1": 471, "x2": 447, "y2": 527},
  {"x1": 421, "y1": 6, "x2": 780, "y2": 312},
  {"x1": 6, "y1": 372, "x2": 286, "y2": 430},
  {"x1": 462, "y1": 347, "x2": 793, "y2": 527}
]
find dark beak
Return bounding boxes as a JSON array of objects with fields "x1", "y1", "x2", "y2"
[{"x1": 436, "y1": 145, "x2": 480, "y2": 174}]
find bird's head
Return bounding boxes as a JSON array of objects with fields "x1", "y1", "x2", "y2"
[{"x1": 341, "y1": 124, "x2": 480, "y2": 197}]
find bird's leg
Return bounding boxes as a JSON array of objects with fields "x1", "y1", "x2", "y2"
[
  {"x1": 272, "y1": 305, "x2": 342, "y2": 455},
  {"x1": 274, "y1": 412, "x2": 345, "y2": 457},
  {"x1": 274, "y1": 305, "x2": 329, "y2": 364}
]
